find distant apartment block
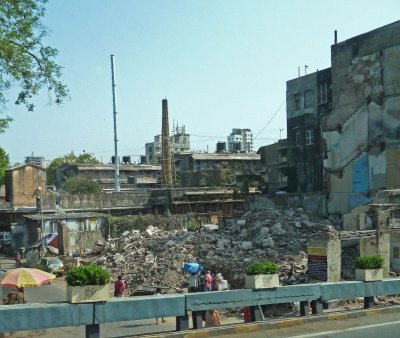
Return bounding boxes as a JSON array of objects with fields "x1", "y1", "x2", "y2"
[
  {"x1": 227, "y1": 128, "x2": 253, "y2": 153},
  {"x1": 257, "y1": 139, "x2": 288, "y2": 193},
  {"x1": 24, "y1": 154, "x2": 48, "y2": 168},
  {"x1": 145, "y1": 124, "x2": 191, "y2": 164}
]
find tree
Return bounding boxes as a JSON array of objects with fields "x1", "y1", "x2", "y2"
[
  {"x1": 47, "y1": 151, "x2": 99, "y2": 185},
  {"x1": 0, "y1": 0, "x2": 68, "y2": 133},
  {"x1": 0, "y1": 147, "x2": 10, "y2": 185},
  {"x1": 61, "y1": 176, "x2": 101, "y2": 194}
]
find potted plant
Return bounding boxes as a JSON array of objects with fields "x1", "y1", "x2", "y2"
[
  {"x1": 66, "y1": 264, "x2": 111, "y2": 303},
  {"x1": 355, "y1": 255, "x2": 384, "y2": 282},
  {"x1": 244, "y1": 261, "x2": 279, "y2": 289}
]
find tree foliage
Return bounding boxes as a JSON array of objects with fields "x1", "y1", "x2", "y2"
[
  {"x1": 47, "y1": 151, "x2": 99, "y2": 185},
  {"x1": 61, "y1": 176, "x2": 101, "y2": 194},
  {"x1": 0, "y1": 146, "x2": 10, "y2": 185},
  {"x1": 0, "y1": 0, "x2": 68, "y2": 133}
]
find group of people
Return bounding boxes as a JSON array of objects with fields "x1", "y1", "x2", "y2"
[{"x1": 189, "y1": 270, "x2": 224, "y2": 293}]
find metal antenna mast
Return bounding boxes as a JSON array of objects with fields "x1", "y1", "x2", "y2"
[{"x1": 111, "y1": 55, "x2": 120, "y2": 192}]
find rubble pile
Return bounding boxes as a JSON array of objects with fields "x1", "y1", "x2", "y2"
[{"x1": 87, "y1": 207, "x2": 335, "y2": 295}]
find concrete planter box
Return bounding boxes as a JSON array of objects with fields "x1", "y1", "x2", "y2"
[
  {"x1": 355, "y1": 268, "x2": 383, "y2": 282},
  {"x1": 245, "y1": 274, "x2": 279, "y2": 289},
  {"x1": 67, "y1": 285, "x2": 110, "y2": 303}
]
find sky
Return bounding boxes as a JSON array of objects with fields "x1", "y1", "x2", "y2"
[{"x1": 1, "y1": 0, "x2": 400, "y2": 165}]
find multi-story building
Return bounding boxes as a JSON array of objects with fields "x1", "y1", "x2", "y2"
[
  {"x1": 227, "y1": 128, "x2": 253, "y2": 153},
  {"x1": 56, "y1": 163, "x2": 161, "y2": 190},
  {"x1": 24, "y1": 154, "x2": 48, "y2": 168},
  {"x1": 145, "y1": 124, "x2": 191, "y2": 165},
  {"x1": 257, "y1": 139, "x2": 288, "y2": 193},
  {"x1": 323, "y1": 20, "x2": 400, "y2": 216},
  {"x1": 286, "y1": 68, "x2": 332, "y2": 193},
  {"x1": 145, "y1": 135, "x2": 162, "y2": 165},
  {"x1": 171, "y1": 124, "x2": 190, "y2": 154}
]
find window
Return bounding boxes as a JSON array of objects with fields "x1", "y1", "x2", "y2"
[
  {"x1": 305, "y1": 129, "x2": 314, "y2": 145},
  {"x1": 317, "y1": 84, "x2": 328, "y2": 104},
  {"x1": 304, "y1": 90, "x2": 313, "y2": 108},
  {"x1": 394, "y1": 247, "x2": 400, "y2": 259},
  {"x1": 294, "y1": 93, "x2": 301, "y2": 110},
  {"x1": 295, "y1": 131, "x2": 301, "y2": 146}
]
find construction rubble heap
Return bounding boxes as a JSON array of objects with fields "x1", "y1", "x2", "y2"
[{"x1": 86, "y1": 207, "x2": 340, "y2": 295}]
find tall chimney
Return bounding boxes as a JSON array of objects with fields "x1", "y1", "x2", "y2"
[
  {"x1": 334, "y1": 30, "x2": 337, "y2": 44},
  {"x1": 161, "y1": 98, "x2": 172, "y2": 187}
]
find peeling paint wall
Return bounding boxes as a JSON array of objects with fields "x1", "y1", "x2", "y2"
[
  {"x1": 387, "y1": 149, "x2": 400, "y2": 188},
  {"x1": 324, "y1": 21, "x2": 400, "y2": 215}
]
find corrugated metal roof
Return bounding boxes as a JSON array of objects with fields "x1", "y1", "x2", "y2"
[
  {"x1": 190, "y1": 153, "x2": 260, "y2": 161},
  {"x1": 72, "y1": 164, "x2": 161, "y2": 171},
  {"x1": 24, "y1": 212, "x2": 105, "y2": 221},
  {"x1": 6, "y1": 163, "x2": 46, "y2": 172}
]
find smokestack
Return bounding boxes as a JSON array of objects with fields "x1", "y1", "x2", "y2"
[
  {"x1": 334, "y1": 30, "x2": 337, "y2": 44},
  {"x1": 161, "y1": 98, "x2": 172, "y2": 187}
]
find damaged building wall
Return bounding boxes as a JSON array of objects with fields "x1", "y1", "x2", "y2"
[
  {"x1": 324, "y1": 21, "x2": 400, "y2": 215},
  {"x1": 286, "y1": 69, "x2": 331, "y2": 194}
]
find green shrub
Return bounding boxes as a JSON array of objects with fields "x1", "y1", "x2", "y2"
[
  {"x1": 355, "y1": 255, "x2": 384, "y2": 269},
  {"x1": 245, "y1": 261, "x2": 278, "y2": 275},
  {"x1": 66, "y1": 264, "x2": 111, "y2": 286}
]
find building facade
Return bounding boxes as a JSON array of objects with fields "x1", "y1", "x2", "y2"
[
  {"x1": 56, "y1": 163, "x2": 161, "y2": 190},
  {"x1": 323, "y1": 20, "x2": 400, "y2": 216},
  {"x1": 227, "y1": 128, "x2": 253, "y2": 153},
  {"x1": 257, "y1": 139, "x2": 288, "y2": 193},
  {"x1": 286, "y1": 68, "x2": 332, "y2": 193}
]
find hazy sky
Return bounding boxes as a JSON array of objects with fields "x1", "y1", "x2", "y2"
[{"x1": 1, "y1": 0, "x2": 399, "y2": 164}]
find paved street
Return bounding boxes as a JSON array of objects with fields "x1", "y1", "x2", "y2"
[{"x1": 216, "y1": 312, "x2": 400, "y2": 338}]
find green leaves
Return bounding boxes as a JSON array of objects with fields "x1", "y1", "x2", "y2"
[
  {"x1": 0, "y1": 0, "x2": 69, "y2": 132},
  {"x1": 245, "y1": 261, "x2": 278, "y2": 275},
  {"x1": 0, "y1": 146, "x2": 10, "y2": 185},
  {"x1": 66, "y1": 264, "x2": 111, "y2": 286},
  {"x1": 355, "y1": 255, "x2": 384, "y2": 269},
  {"x1": 62, "y1": 176, "x2": 101, "y2": 194}
]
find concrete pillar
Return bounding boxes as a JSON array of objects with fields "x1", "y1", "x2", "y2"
[
  {"x1": 85, "y1": 324, "x2": 100, "y2": 338},
  {"x1": 360, "y1": 229, "x2": 390, "y2": 277},
  {"x1": 377, "y1": 229, "x2": 390, "y2": 277},
  {"x1": 249, "y1": 305, "x2": 264, "y2": 322},
  {"x1": 300, "y1": 301, "x2": 310, "y2": 316},
  {"x1": 57, "y1": 222, "x2": 69, "y2": 255},
  {"x1": 192, "y1": 311, "x2": 204, "y2": 329},
  {"x1": 176, "y1": 313, "x2": 189, "y2": 331},
  {"x1": 311, "y1": 300, "x2": 323, "y2": 314},
  {"x1": 308, "y1": 230, "x2": 341, "y2": 282},
  {"x1": 364, "y1": 296, "x2": 375, "y2": 309}
]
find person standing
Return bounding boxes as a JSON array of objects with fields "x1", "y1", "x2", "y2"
[
  {"x1": 155, "y1": 288, "x2": 166, "y2": 325},
  {"x1": 114, "y1": 275, "x2": 125, "y2": 297},
  {"x1": 204, "y1": 270, "x2": 212, "y2": 292}
]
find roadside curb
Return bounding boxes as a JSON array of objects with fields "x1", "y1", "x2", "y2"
[{"x1": 141, "y1": 305, "x2": 400, "y2": 338}]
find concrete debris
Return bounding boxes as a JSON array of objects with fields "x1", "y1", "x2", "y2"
[{"x1": 85, "y1": 207, "x2": 335, "y2": 295}]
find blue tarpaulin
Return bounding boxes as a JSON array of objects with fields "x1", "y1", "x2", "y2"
[{"x1": 182, "y1": 263, "x2": 202, "y2": 274}]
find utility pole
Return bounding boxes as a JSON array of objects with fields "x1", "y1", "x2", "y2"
[
  {"x1": 110, "y1": 55, "x2": 120, "y2": 192},
  {"x1": 279, "y1": 128, "x2": 284, "y2": 140}
]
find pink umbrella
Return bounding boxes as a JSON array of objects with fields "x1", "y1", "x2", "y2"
[{"x1": 0, "y1": 267, "x2": 56, "y2": 288}]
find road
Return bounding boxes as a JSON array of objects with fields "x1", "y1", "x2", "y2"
[
  {"x1": 216, "y1": 311, "x2": 400, "y2": 338},
  {"x1": 2, "y1": 255, "x2": 400, "y2": 337}
]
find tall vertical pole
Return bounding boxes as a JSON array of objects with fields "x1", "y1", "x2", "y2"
[{"x1": 111, "y1": 55, "x2": 120, "y2": 192}]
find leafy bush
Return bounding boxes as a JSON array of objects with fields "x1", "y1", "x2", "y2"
[
  {"x1": 355, "y1": 255, "x2": 384, "y2": 269},
  {"x1": 62, "y1": 176, "x2": 101, "y2": 194},
  {"x1": 245, "y1": 261, "x2": 278, "y2": 275},
  {"x1": 186, "y1": 217, "x2": 199, "y2": 232},
  {"x1": 66, "y1": 264, "x2": 111, "y2": 286}
]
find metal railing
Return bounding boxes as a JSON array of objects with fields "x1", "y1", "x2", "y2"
[{"x1": 1, "y1": 278, "x2": 400, "y2": 337}]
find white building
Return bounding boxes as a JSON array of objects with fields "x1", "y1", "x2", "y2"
[{"x1": 227, "y1": 128, "x2": 253, "y2": 153}]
